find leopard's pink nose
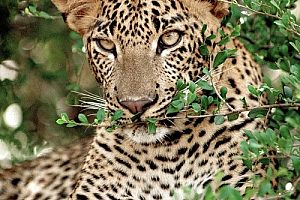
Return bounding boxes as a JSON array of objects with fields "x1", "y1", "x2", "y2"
[{"x1": 119, "y1": 99, "x2": 154, "y2": 114}]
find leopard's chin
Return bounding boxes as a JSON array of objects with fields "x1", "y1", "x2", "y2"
[{"x1": 121, "y1": 124, "x2": 172, "y2": 144}]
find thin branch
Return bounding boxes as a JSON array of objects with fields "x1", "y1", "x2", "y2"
[
  {"x1": 219, "y1": 0, "x2": 300, "y2": 37},
  {"x1": 262, "y1": 193, "x2": 291, "y2": 200},
  {"x1": 68, "y1": 103, "x2": 300, "y2": 128},
  {"x1": 294, "y1": 176, "x2": 300, "y2": 190},
  {"x1": 165, "y1": 103, "x2": 300, "y2": 120},
  {"x1": 263, "y1": 107, "x2": 272, "y2": 128},
  {"x1": 221, "y1": 0, "x2": 280, "y2": 19},
  {"x1": 209, "y1": 55, "x2": 235, "y2": 112}
]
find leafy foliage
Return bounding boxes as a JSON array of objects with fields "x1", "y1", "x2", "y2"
[
  {"x1": 0, "y1": 0, "x2": 299, "y2": 199},
  {"x1": 0, "y1": 1, "x2": 91, "y2": 165}
]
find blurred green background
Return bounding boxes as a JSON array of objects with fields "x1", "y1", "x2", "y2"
[{"x1": 0, "y1": 0, "x2": 98, "y2": 167}]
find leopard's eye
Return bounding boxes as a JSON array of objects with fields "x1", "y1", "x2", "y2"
[
  {"x1": 159, "y1": 30, "x2": 182, "y2": 48},
  {"x1": 96, "y1": 39, "x2": 116, "y2": 52}
]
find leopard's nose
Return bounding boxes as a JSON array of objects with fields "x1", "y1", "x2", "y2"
[{"x1": 119, "y1": 98, "x2": 154, "y2": 114}]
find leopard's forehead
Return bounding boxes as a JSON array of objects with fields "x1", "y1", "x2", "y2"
[{"x1": 91, "y1": 0, "x2": 192, "y2": 46}]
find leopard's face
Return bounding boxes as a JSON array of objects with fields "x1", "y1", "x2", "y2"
[{"x1": 52, "y1": 0, "x2": 229, "y2": 142}]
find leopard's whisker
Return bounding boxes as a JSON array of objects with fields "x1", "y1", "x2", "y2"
[
  {"x1": 71, "y1": 90, "x2": 108, "y2": 111},
  {"x1": 79, "y1": 99, "x2": 106, "y2": 106},
  {"x1": 72, "y1": 104, "x2": 104, "y2": 110},
  {"x1": 211, "y1": 65, "x2": 239, "y2": 77},
  {"x1": 73, "y1": 91, "x2": 106, "y2": 103}
]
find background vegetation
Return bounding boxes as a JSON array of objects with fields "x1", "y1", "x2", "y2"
[
  {"x1": 0, "y1": 0, "x2": 96, "y2": 167},
  {"x1": 0, "y1": 0, "x2": 299, "y2": 199}
]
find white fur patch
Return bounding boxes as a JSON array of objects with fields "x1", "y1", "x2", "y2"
[
  {"x1": 124, "y1": 126, "x2": 172, "y2": 144},
  {"x1": 108, "y1": 53, "x2": 115, "y2": 60},
  {"x1": 151, "y1": 40, "x2": 158, "y2": 51},
  {"x1": 27, "y1": 181, "x2": 42, "y2": 194},
  {"x1": 161, "y1": 50, "x2": 170, "y2": 57}
]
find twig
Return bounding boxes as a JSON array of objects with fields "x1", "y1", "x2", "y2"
[
  {"x1": 220, "y1": 0, "x2": 280, "y2": 19},
  {"x1": 209, "y1": 55, "x2": 235, "y2": 112},
  {"x1": 59, "y1": 103, "x2": 300, "y2": 129},
  {"x1": 261, "y1": 193, "x2": 291, "y2": 200},
  {"x1": 263, "y1": 107, "x2": 271, "y2": 128},
  {"x1": 165, "y1": 103, "x2": 300, "y2": 120},
  {"x1": 294, "y1": 176, "x2": 300, "y2": 190},
  {"x1": 219, "y1": 0, "x2": 300, "y2": 37}
]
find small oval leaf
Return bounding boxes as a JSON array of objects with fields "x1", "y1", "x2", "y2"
[{"x1": 78, "y1": 113, "x2": 88, "y2": 123}]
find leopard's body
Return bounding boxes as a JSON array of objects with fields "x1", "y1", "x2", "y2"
[{"x1": 0, "y1": 0, "x2": 264, "y2": 199}]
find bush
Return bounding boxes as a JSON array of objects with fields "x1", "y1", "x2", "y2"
[{"x1": 0, "y1": 0, "x2": 299, "y2": 199}]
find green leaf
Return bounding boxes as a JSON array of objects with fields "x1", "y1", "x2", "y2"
[
  {"x1": 202, "y1": 68, "x2": 210, "y2": 75},
  {"x1": 258, "y1": 180, "x2": 272, "y2": 197},
  {"x1": 192, "y1": 103, "x2": 201, "y2": 113},
  {"x1": 290, "y1": 41, "x2": 300, "y2": 53},
  {"x1": 38, "y1": 11, "x2": 53, "y2": 19},
  {"x1": 281, "y1": 13, "x2": 290, "y2": 27},
  {"x1": 230, "y1": 25, "x2": 241, "y2": 37},
  {"x1": 207, "y1": 34, "x2": 216, "y2": 41},
  {"x1": 78, "y1": 113, "x2": 88, "y2": 123},
  {"x1": 56, "y1": 119, "x2": 66, "y2": 125},
  {"x1": 248, "y1": 108, "x2": 268, "y2": 119},
  {"x1": 96, "y1": 108, "x2": 106, "y2": 123},
  {"x1": 28, "y1": 5, "x2": 37, "y2": 13},
  {"x1": 219, "y1": 28, "x2": 225, "y2": 37},
  {"x1": 66, "y1": 122, "x2": 77, "y2": 128},
  {"x1": 292, "y1": 156, "x2": 300, "y2": 173},
  {"x1": 167, "y1": 99, "x2": 185, "y2": 114},
  {"x1": 106, "y1": 126, "x2": 114, "y2": 132},
  {"x1": 201, "y1": 95, "x2": 209, "y2": 110},
  {"x1": 243, "y1": 187, "x2": 255, "y2": 200},
  {"x1": 218, "y1": 36, "x2": 230, "y2": 46},
  {"x1": 204, "y1": 185, "x2": 215, "y2": 200},
  {"x1": 279, "y1": 125, "x2": 291, "y2": 139},
  {"x1": 218, "y1": 185, "x2": 242, "y2": 200},
  {"x1": 283, "y1": 86, "x2": 293, "y2": 98},
  {"x1": 199, "y1": 45, "x2": 209, "y2": 56},
  {"x1": 220, "y1": 86, "x2": 227, "y2": 99},
  {"x1": 172, "y1": 99, "x2": 185, "y2": 109},
  {"x1": 201, "y1": 24, "x2": 207, "y2": 34},
  {"x1": 208, "y1": 96, "x2": 214, "y2": 104},
  {"x1": 197, "y1": 80, "x2": 213, "y2": 90},
  {"x1": 227, "y1": 113, "x2": 239, "y2": 121},
  {"x1": 280, "y1": 44, "x2": 289, "y2": 56},
  {"x1": 187, "y1": 92, "x2": 197, "y2": 105},
  {"x1": 188, "y1": 82, "x2": 196, "y2": 93},
  {"x1": 270, "y1": 0, "x2": 280, "y2": 10},
  {"x1": 147, "y1": 118, "x2": 157, "y2": 134},
  {"x1": 247, "y1": 85, "x2": 259, "y2": 97},
  {"x1": 112, "y1": 110, "x2": 123, "y2": 121},
  {"x1": 214, "y1": 115, "x2": 225, "y2": 125},
  {"x1": 176, "y1": 79, "x2": 186, "y2": 91},
  {"x1": 249, "y1": 138, "x2": 263, "y2": 150},
  {"x1": 213, "y1": 49, "x2": 237, "y2": 68},
  {"x1": 60, "y1": 113, "x2": 69, "y2": 122},
  {"x1": 276, "y1": 58, "x2": 290, "y2": 72}
]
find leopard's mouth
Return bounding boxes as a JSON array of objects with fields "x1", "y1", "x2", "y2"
[{"x1": 121, "y1": 124, "x2": 173, "y2": 144}]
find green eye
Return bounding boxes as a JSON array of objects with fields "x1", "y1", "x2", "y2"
[
  {"x1": 96, "y1": 39, "x2": 116, "y2": 52},
  {"x1": 159, "y1": 30, "x2": 182, "y2": 48}
]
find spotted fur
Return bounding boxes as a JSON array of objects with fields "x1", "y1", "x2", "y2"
[{"x1": 0, "y1": 0, "x2": 264, "y2": 199}]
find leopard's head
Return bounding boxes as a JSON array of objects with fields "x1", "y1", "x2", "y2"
[{"x1": 52, "y1": 0, "x2": 229, "y2": 143}]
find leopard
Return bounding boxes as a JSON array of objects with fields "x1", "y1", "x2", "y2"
[{"x1": 0, "y1": 0, "x2": 265, "y2": 199}]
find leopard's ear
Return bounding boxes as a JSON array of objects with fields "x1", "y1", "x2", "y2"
[
  {"x1": 51, "y1": 0, "x2": 100, "y2": 35},
  {"x1": 182, "y1": 0, "x2": 229, "y2": 19},
  {"x1": 209, "y1": 0, "x2": 230, "y2": 19}
]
